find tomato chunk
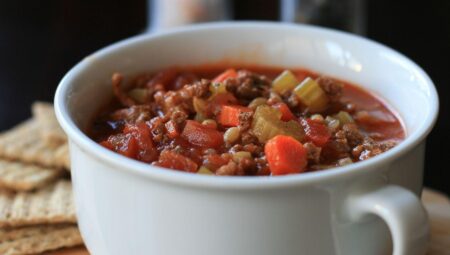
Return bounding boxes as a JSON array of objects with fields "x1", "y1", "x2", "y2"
[
  {"x1": 103, "y1": 133, "x2": 140, "y2": 159},
  {"x1": 301, "y1": 118, "x2": 330, "y2": 147},
  {"x1": 218, "y1": 105, "x2": 253, "y2": 127},
  {"x1": 156, "y1": 150, "x2": 198, "y2": 172},
  {"x1": 165, "y1": 120, "x2": 180, "y2": 139},
  {"x1": 181, "y1": 120, "x2": 224, "y2": 148},
  {"x1": 123, "y1": 122, "x2": 157, "y2": 162},
  {"x1": 265, "y1": 135, "x2": 307, "y2": 175},
  {"x1": 272, "y1": 102, "x2": 296, "y2": 121},
  {"x1": 213, "y1": 68, "x2": 237, "y2": 83}
]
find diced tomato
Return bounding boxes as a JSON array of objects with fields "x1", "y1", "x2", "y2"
[
  {"x1": 103, "y1": 133, "x2": 140, "y2": 159},
  {"x1": 218, "y1": 105, "x2": 253, "y2": 127},
  {"x1": 156, "y1": 150, "x2": 198, "y2": 172},
  {"x1": 264, "y1": 135, "x2": 307, "y2": 175},
  {"x1": 165, "y1": 120, "x2": 180, "y2": 139},
  {"x1": 210, "y1": 92, "x2": 238, "y2": 106},
  {"x1": 181, "y1": 120, "x2": 224, "y2": 148},
  {"x1": 272, "y1": 102, "x2": 296, "y2": 121},
  {"x1": 301, "y1": 118, "x2": 330, "y2": 147},
  {"x1": 213, "y1": 68, "x2": 237, "y2": 83},
  {"x1": 123, "y1": 122, "x2": 157, "y2": 162}
]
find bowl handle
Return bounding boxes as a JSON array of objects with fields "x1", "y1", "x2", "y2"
[{"x1": 347, "y1": 185, "x2": 429, "y2": 255}]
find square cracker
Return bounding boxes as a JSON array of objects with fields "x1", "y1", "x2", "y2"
[
  {"x1": 32, "y1": 102, "x2": 67, "y2": 146},
  {"x1": 0, "y1": 180, "x2": 76, "y2": 228},
  {"x1": 0, "y1": 224, "x2": 83, "y2": 255},
  {"x1": 0, "y1": 159, "x2": 63, "y2": 192},
  {"x1": 0, "y1": 119, "x2": 70, "y2": 170}
]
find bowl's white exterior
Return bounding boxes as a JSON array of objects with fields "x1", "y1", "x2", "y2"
[{"x1": 55, "y1": 23, "x2": 438, "y2": 255}]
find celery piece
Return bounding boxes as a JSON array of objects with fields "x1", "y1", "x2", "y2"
[
  {"x1": 334, "y1": 111, "x2": 354, "y2": 126},
  {"x1": 251, "y1": 105, "x2": 304, "y2": 143},
  {"x1": 272, "y1": 70, "x2": 299, "y2": 94},
  {"x1": 294, "y1": 77, "x2": 329, "y2": 113},
  {"x1": 128, "y1": 88, "x2": 147, "y2": 104},
  {"x1": 197, "y1": 166, "x2": 213, "y2": 175}
]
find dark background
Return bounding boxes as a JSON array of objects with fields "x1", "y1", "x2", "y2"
[{"x1": 0, "y1": 0, "x2": 448, "y2": 194}]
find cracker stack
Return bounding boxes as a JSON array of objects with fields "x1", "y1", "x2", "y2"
[{"x1": 0, "y1": 102, "x2": 83, "y2": 255}]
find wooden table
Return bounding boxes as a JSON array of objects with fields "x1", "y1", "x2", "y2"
[{"x1": 51, "y1": 189, "x2": 450, "y2": 255}]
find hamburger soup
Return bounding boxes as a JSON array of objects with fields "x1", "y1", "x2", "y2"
[{"x1": 90, "y1": 66, "x2": 405, "y2": 176}]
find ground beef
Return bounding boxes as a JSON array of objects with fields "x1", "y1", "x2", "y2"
[
  {"x1": 254, "y1": 156, "x2": 270, "y2": 175},
  {"x1": 224, "y1": 70, "x2": 271, "y2": 100},
  {"x1": 323, "y1": 130, "x2": 351, "y2": 159},
  {"x1": 169, "y1": 109, "x2": 188, "y2": 126},
  {"x1": 238, "y1": 111, "x2": 253, "y2": 131},
  {"x1": 316, "y1": 76, "x2": 343, "y2": 102},
  {"x1": 153, "y1": 79, "x2": 210, "y2": 113},
  {"x1": 352, "y1": 138, "x2": 397, "y2": 160},
  {"x1": 215, "y1": 161, "x2": 239, "y2": 176},
  {"x1": 112, "y1": 73, "x2": 136, "y2": 107},
  {"x1": 304, "y1": 142, "x2": 321, "y2": 164},
  {"x1": 241, "y1": 131, "x2": 259, "y2": 145},
  {"x1": 110, "y1": 105, "x2": 153, "y2": 123},
  {"x1": 148, "y1": 117, "x2": 165, "y2": 143},
  {"x1": 342, "y1": 123, "x2": 364, "y2": 147},
  {"x1": 285, "y1": 92, "x2": 300, "y2": 108}
]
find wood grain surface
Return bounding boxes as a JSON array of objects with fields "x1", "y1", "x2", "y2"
[{"x1": 49, "y1": 188, "x2": 450, "y2": 255}]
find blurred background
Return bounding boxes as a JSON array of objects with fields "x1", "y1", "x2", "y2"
[{"x1": 0, "y1": 0, "x2": 448, "y2": 194}]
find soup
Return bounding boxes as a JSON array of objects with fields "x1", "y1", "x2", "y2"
[{"x1": 90, "y1": 66, "x2": 404, "y2": 176}]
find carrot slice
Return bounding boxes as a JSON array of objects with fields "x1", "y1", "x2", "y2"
[
  {"x1": 213, "y1": 68, "x2": 238, "y2": 83},
  {"x1": 272, "y1": 102, "x2": 296, "y2": 121},
  {"x1": 218, "y1": 105, "x2": 252, "y2": 127},
  {"x1": 265, "y1": 135, "x2": 307, "y2": 175}
]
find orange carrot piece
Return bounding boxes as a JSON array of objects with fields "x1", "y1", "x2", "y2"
[{"x1": 264, "y1": 135, "x2": 307, "y2": 175}]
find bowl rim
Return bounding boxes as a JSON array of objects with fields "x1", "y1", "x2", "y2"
[{"x1": 54, "y1": 21, "x2": 439, "y2": 190}]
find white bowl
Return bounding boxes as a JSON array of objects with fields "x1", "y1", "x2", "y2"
[{"x1": 55, "y1": 22, "x2": 438, "y2": 255}]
